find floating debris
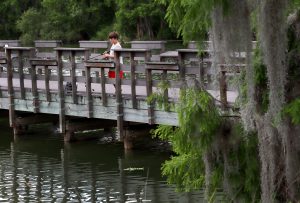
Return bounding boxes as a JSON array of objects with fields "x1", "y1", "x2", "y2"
[
  {"x1": 123, "y1": 167, "x2": 144, "y2": 172},
  {"x1": 125, "y1": 193, "x2": 135, "y2": 196}
]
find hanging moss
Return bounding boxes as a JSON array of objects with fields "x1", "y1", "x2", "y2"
[{"x1": 253, "y1": 45, "x2": 269, "y2": 114}]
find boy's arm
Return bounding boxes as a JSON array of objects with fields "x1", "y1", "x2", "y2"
[{"x1": 103, "y1": 53, "x2": 113, "y2": 59}]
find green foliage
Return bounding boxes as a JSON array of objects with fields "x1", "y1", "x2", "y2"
[
  {"x1": 287, "y1": 11, "x2": 300, "y2": 81},
  {"x1": 156, "y1": 0, "x2": 229, "y2": 43},
  {"x1": 177, "y1": 88, "x2": 221, "y2": 150},
  {"x1": 284, "y1": 98, "x2": 300, "y2": 124},
  {"x1": 4, "y1": 0, "x2": 175, "y2": 43},
  {"x1": 152, "y1": 88, "x2": 222, "y2": 151},
  {"x1": 115, "y1": 0, "x2": 175, "y2": 40},
  {"x1": 253, "y1": 47, "x2": 267, "y2": 86},
  {"x1": 16, "y1": 8, "x2": 43, "y2": 45},
  {"x1": 284, "y1": 10, "x2": 300, "y2": 125},
  {"x1": 289, "y1": 0, "x2": 300, "y2": 11},
  {"x1": 162, "y1": 154, "x2": 205, "y2": 191},
  {"x1": 233, "y1": 69, "x2": 248, "y2": 108},
  {"x1": 147, "y1": 81, "x2": 172, "y2": 111},
  {"x1": 226, "y1": 124, "x2": 260, "y2": 202},
  {"x1": 151, "y1": 125, "x2": 174, "y2": 141},
  {"x1": 151, "y1": 88, "x2": 221, "y2": 193},
  {"x1": 153, "y1": 1, "x2": 300, "y2": 202},
  {"x1": 0, "y1": 0, "x2": 40, "y2": 39},
  {"x1": 152, "y1": 87, "x2": 260, "y2": 201},
  {"x1": 235, "y1": 43, "x2": 269, "y2": 114},
  {"x1": 94, "y1": 25, "x2": 115, "y2": 41},
  {"x1": 42, "y1": 0, "x2": 115, "y2": 42},
  {"x1": 15, "y1": 0, "x2": 116, "y2": 44}
]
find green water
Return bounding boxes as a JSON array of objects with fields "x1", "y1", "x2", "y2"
[{"x1": 0, "y1": 115, "x2": 205, "y2": 202}]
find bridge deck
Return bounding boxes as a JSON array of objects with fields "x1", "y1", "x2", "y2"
[
  {"x1": 0, "y1": 79, "x2": 237, "y2": 101},
  {"x1": 0, "y1": 78, "x2": 238, "y2": 125}
]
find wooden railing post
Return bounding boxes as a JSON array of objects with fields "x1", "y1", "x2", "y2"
[
  {"x1": 114, "y1": 50, "x2": 124, "y2": 141},
  {"x1": 146, "y1": 61, "x2": 179, "y2": 124},
  {"x1": 85, "y1": 65, "x2": 93, "y2": 118},
  {"x1": 70, "y1": 51, "x2": 77, "y2": 104},
  {"x1": 54, "y1": 47, "x2": 89, "y2": 134},
  {"x1": 5, "y1": 47, "x2": 34, "y2": 128},
  {"x1": 56, "y1": 49, "x2": 65, "y2": 133},
  {"x1": 199, "y1": 53, "x2": 205, "y2": 86},
  {"x1": 44, "y1": 65, "x2": 51, "y2": 102},
  {"x1": 17, "y1": 50, "x2": 25, "y2": 100},
  {"x1": 84, "y1": 60, "x2": 114, "y2": 108},
  {"x1": 6, "y1": 48, "x2": 15, "y2": 127},
  {"x1": 177, "y1": 51, "x2": 186, "y2": 87},
  {"x1": 146, "y1": 68, "x2": 154, "y2": 124},
  {"x1": 29, "y1": 58, "x2": 57, "y2": 107},
  {"x1": 0, "y1": 58, "x2": 5, "y2": 72},
  {"x1": 130, "y1": 52, "x2": 137, "y2": 109},
  {"x1": 100, "y1": 66, "x2": 107, "y2": 106},
  {"x1": 30, "y1": 64, "x2": 39, "y2": 113},
  {"x1": 219, "y1": 66, "x2": 228, "y2": 109},
  {"x1": 161, "y1": 70, "x2": 169, "y2": 111},
  {"x1": 0, "y1": 58, "x2": 6, "y2": 98}
]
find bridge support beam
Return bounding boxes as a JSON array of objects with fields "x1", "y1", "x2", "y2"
[
  {"x1": 12, "y1": 113, "x2": 58, "y2": 137},
  {"x1": 64, "y1": 118, "x2": 117, "y2": 142},
  {"x1": 123, "y1": 124, "x2": 155, "y2": 150}
]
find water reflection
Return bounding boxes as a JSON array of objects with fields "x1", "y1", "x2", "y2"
[{"x1": 0, "y1": 121, "x2": 205, "y2": 202}]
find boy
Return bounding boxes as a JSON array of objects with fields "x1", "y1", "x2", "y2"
[
  {"x1": 103, "y1": 31, "x2": 123, "y2": 79},
  {"x1": 103, "y1": 31, "x2": 122, "y2": 59}
]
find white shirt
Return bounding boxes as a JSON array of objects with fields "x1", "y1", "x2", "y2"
[
  {"x1": 110, "y1": 42, "x2": 122, "y2": 63},
  {"x1": 110, "y1": 42, "x2": 122, "y2": 57}
]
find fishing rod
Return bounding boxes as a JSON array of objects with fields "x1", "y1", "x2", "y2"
[
  {"x1": 88, "y1": 50, "x2": 110, "y2": 60},
  {"x1": 89, "y1": 43, "x2": 112, "y2": 60}
]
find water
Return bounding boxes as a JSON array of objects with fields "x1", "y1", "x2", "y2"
[{"x1": 0, "y1": 116, "x2": 205, "y2": 202}]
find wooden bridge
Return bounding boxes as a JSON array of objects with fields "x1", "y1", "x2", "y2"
[{"x1": 0, "y1": 40, "x2": 240, "y2": 147}]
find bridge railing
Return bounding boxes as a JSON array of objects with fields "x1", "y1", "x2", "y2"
[
  {"x1": 0, "y1": 45, "x2": 244, "y2": 136},
  {"x1": 1, "y1": 46, "x2": 241, "y2": 105},
  {"x1": 54, "y1": 48, "x2": 90, "y2": 132},
  {"x1": 34, "y1": 40, "x2": 62, "y2": 59},
  {"x1": 4, "y1": 47, "x2": 35, "y2": 127},
  {"x1": 0, "y1": 40, "x2": 21, "y2": 57},
  {"x1": 145, "y1": 61, "x2": 179, "y2": 124},
  {"x1": 79, "y1": 40, "x2": 109, "y2": 59}
]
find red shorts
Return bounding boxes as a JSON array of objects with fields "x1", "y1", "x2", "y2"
[{"x1": 108, "y1": 70, "x2": 124, "y2": 78}]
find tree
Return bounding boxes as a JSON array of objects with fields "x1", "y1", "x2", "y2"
[
  {"x1": 16, "y1": 8, "x2": 43, "y2": 45},
  {"x1": 0, "y1": 0, "x2": 41, "y2": 39},
  {"x1": 3, "y1": 0, "x2": 176, "y2": 43},
  {"x1": 16, "y1": 0, "x2": 116, "y2": 44},
  {"x1": 114, "y1": 0, "x2": 175, "y2": 40},
  {"x1": 155, "y1": 0, "x2": 300, "y2": 202}
]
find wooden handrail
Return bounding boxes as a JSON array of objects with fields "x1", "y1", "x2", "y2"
[
  {"x1": 84, "y1": 60, "x2": 115, "y2": 107},
  {"x1": 0, "y1": 57, "x2": 6, "y2": 64},
  {"x1": 29, "y1": 58, "x2": 58, "y2": 102},
  {"x1": 55, "y1": 48, "x2": 90, "y2": 132},
  {"x1": 145, "y1": 62, "x2": 178, "y2": 71}
]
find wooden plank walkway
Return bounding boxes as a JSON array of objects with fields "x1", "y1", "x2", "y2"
[{"x1": 0, "y1": 79, "x2": 237, "y2": 102}]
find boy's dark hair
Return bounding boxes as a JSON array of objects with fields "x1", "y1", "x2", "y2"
[{"x1": 108, "y1": 31, "x2": 119, "y2": 39}]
